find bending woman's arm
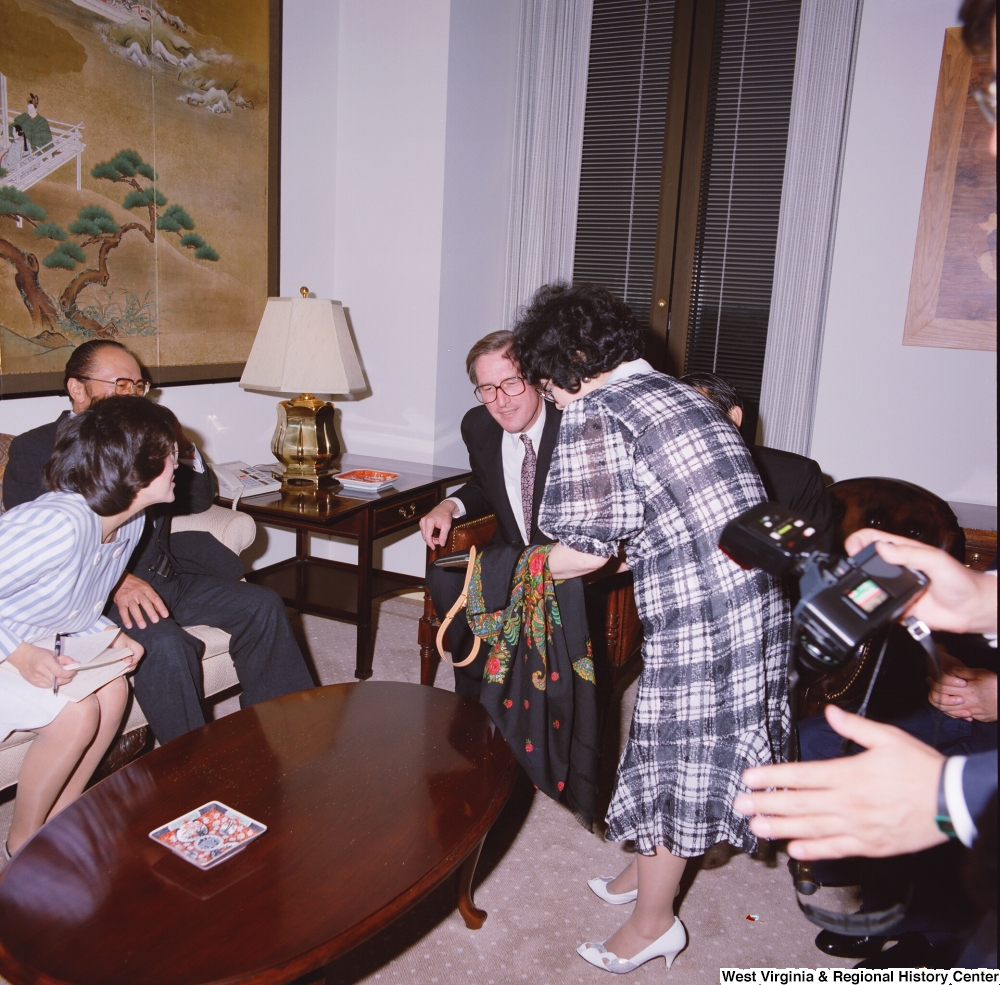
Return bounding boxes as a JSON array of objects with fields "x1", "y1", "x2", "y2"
[
  {"x1": 548, "y1": 543, "x2": 613, "y2": 580},
  {"x1": 539, "y1": 399, "x2": 642, "y2": 578}
]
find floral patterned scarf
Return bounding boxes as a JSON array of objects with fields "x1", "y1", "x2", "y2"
[{"x1": 466, "y1": 544, "x2": 599, "y2": 827}]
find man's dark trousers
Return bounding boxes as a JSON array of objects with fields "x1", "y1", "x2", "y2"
[
  {"x1": 426, "y1": 563, "x2": 486, "y2": 698},
  {"x1": 111, "y1": 570, "x2": 315, "y2": 744}
]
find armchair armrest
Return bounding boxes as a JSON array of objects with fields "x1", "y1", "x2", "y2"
[
  {"x1": 171, "y1": 504, "x2": 257, "y2": 555},
  {"x1": 427, "y1": 514, "x2": 498, "y2": 563}
]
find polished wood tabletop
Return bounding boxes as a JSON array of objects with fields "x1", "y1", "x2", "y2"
[{"x1": 0, "y1": 683, "x2": 518, "y2": 985}]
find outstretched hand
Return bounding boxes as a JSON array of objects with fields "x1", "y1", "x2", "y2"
[{"x1": 733, "y1": 704, "x2": 948, "y2": 860}]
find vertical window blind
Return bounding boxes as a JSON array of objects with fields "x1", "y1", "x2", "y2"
[
  {"x1": 684, "y1": 0, "x2": 801, "y2": 432},
  {"x1": 572, "y1": 0, "x2": 675, "y2": 327}
]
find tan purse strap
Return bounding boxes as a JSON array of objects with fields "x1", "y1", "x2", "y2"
[{"x1": 436, "y1": 545, "x2": 482, "y2": 667}]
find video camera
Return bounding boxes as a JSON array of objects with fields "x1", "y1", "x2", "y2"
[{"x1": 719, "y1": 502, "x2": 931, "y2": 674}]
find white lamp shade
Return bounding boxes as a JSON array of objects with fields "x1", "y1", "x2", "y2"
[{"x1": 239, "y1": 297, "x2": 366, "y2": 395}]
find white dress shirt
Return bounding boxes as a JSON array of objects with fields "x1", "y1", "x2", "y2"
[{"x1": 448, "y1": 402, "x2": 549, "y2": 544}]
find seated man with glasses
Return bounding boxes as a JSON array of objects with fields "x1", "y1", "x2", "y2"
[
  {"x1": 3, "y1": 340, "x2": 314, "y2": 744},
  {"x1": 419, "y1": 330, "x2": 562, "y2": 697}
]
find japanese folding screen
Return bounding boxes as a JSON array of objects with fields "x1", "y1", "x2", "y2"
[{"x1": 0, "y1": 0, "x2": 279, "y2": 394}]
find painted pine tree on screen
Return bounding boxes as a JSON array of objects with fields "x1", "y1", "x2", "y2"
[{"x1": 0, "y1": 149, "x2": 218, "y2": 344}]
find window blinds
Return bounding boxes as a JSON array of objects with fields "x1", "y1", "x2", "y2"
[
  {"x1": 684, "y1": 0, "x2": 801, "y2": 427},
  {"x1": 572, "y1": 0, "x2": 675, "y2": 327}
]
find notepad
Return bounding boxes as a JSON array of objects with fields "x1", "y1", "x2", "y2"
[{"x1": 1, "y1": 629, "x2": 135, "y2": 701}]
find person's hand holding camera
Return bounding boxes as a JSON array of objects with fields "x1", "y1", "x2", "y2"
[{"x1": 845, "y1": 529, "x2": 997, "y2": 636}]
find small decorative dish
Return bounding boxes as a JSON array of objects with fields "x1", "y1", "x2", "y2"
[
  {"x1": 335, "y1": 469, "x2": 400, "y2": 492},
  {"x1": 149, "y1": 801, "x2": 266, "y2": 869}
]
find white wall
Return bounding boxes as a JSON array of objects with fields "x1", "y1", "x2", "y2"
[
  {"x1": 1, "y1": 0, "x2": 522, "y2": 575},
  {"x1": 810, "y1": 0, "x2": 997, "y2": 510},
  {"x1": 328, "y1": 0, "x2": 451, "y2": 467},
  {"x1": 434, "y1": 0, "x2": 521, "y2": 467}
]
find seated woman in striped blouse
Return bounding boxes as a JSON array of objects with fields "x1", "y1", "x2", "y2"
[{"x1": 0, "y1": 396, "x2": 181, "y2": 858}]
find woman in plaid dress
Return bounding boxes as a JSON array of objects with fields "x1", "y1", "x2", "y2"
[{"x1": 513, "y1": 284, "x2": 790, "y2": 974}]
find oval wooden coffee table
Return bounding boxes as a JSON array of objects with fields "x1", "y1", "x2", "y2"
[{"x1": 0, "y1": 682, "x2": 518, "y2": 985}]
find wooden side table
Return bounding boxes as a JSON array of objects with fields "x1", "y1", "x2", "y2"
[{"x1": 227, "y1": 454, "x2": 470, "y2": 679}]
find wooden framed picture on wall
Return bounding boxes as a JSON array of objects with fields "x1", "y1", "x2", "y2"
[
  {"x1": 904, "y1": 27, "x2": 996, "y2": 351},
  {"x1": 0, "y1": 0, "x2": 281, "y2": 396}
]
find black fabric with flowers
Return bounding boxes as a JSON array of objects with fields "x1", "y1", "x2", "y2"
[{"x1": 467, "y1": 544, "x2": 600, "y2": 827}]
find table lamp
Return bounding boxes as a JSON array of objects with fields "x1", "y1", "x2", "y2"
[{"x1": 240, "y1": 287, "x2": 366, "y2": 488}]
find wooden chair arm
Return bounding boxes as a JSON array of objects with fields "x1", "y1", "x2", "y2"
[{"x1": 427, "y1": 514, "x2": 498, "y2": 563}]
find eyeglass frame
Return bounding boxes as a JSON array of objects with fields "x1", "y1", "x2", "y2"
[
  {"x1": 74, "y1": 375, "x2": 152, "y2": 396},
  {"x1": 473, "y1": 375, "x2": 530, "y2": 404}
]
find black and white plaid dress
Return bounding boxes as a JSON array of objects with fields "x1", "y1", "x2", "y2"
[{"x1": 539, "y1": 365, "x2": 790, "y2": 857}]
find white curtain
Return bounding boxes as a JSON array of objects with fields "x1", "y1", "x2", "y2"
[
  {"x1": 502, "y1": 0, "x2": 594, "y2": 329},
  {"x1": 757, "y1": 0, "x2": 864, "y2": 454}
]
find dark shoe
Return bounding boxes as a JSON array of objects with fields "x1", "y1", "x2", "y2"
[
  {"x1": 815, "y1": 930, "x2": 888, "y2": 958},
  {"x1": 855, "y1": 933, "x2": 960, "y2": 969}
]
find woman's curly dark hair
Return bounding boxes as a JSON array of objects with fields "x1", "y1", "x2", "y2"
[
  {"x1": 958, "y1": 0, "x2": 995, "y2": 54},
  {"x1": 43, "y1": 396, "x2": 179, "y2": 516},
  {"x1": 511, "y1": 283, "x2": 643, "y2": 392}
]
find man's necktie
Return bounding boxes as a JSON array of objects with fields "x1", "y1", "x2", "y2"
[{"x1": 520, "y1": 434, "x2": 536, "y2": 543}]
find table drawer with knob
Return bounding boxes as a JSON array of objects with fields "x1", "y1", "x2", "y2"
[{"x1": 374, "y1": 491, "x2": 439, "y2": 536}]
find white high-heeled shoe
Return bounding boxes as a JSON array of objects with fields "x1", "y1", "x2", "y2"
[
  {"x1": 577, "y1": 917, "x2": 687, "y2": 974},
  {"x1": 587, "y1": 876, "x2": 638, "y2": 905}
]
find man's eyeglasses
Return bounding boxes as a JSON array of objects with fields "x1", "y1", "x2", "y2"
[
  {"x1": 76, "y1": 376, "x2": 152, "y2": 396},
  {"x1": 973, "y1": 78, "x2": 996, "y2": 128},
  {"x1": 474, "y1": 376, "x2": 527, "y2": 404}
]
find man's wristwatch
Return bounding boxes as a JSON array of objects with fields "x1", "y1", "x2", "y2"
[{"x1": 935, "y1": 767, "x2": 958, "y2": 838}]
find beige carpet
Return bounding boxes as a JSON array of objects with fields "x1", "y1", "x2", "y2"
[{"x1": 0, "y1": 596, "x2": 856, "y2": 983}]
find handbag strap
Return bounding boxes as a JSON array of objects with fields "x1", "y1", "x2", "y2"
[{"x1": 436, "y1": 545, "x2": 482, "y2": 667}]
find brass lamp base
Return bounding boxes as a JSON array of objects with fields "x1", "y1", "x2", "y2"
[{"x1": 271, "y1": 393, "x2": 341, "y2": 488}]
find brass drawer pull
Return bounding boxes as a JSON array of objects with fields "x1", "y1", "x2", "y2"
[{"x1": 398, "y1": 503, "x2": 417, "y2": 520}]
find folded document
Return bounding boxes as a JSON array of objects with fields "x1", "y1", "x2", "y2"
[{"x1": 1, "y1": 630, "x2": 134, "y2": 701}]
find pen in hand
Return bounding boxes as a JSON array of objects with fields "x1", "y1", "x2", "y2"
[{"x1": 52, "y1": 634, "x2": 62, "y2": 696}]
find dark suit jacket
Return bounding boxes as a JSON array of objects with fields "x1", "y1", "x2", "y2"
[
  {"x1": 749, "y1": 444, "x2": 836, "y2": 551},
  {"x1": 450, "y1": 403, "x2": 562, "y2": 548},
  {"x1": 2, "y1": 411, "x2": 217, "y2": 576}
]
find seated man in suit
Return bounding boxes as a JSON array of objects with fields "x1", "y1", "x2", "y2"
[
  {"x1": 420, "y1": 331, "x2": 561, "y2": 698},
  {"x1": 680, "y1": 372, "x2": 835, "y2": 549},
  {"x1": 3, "y1": 340, "x2": 315, "y2": 744}
]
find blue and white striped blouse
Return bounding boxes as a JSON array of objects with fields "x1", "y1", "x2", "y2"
[{"x1": 0, "y1": 492, "x2": 144, "y2": 660}]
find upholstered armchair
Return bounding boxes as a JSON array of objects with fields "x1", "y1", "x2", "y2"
[
  {"x1": 417, "y1": 514, "x2": 643, "y2": 694},
  {"x1": 0, "y1": 431, "x2": 256, "y2": 792}
]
